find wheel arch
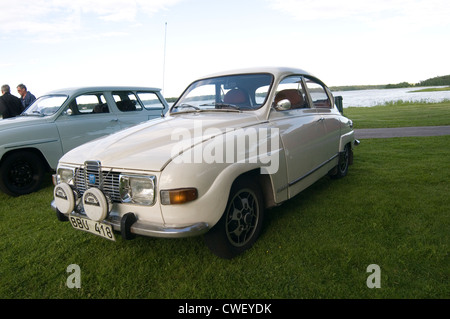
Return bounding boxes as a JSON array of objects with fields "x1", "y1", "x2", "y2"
[
  {"x1": 0, "y1": 147, "x2": 51, "y2": 172},
  {"x1": 231, "y1": 168, "x2": 277, "y2": 209}
]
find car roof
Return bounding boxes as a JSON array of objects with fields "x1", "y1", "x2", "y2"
[
  {"x1": 43, "y1": 86, "x2": 162, "y2": 96},
  {"x1": 201, "y1": 67, "x2": 315, "y2": 79}
]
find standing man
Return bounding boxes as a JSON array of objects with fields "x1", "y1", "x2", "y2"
[
  {"x1": 17, "y1": 83, "x2": 36, "y2": 110},
  {"x1": 0, "y1": 84, "x2": 23, "y2": 119}
]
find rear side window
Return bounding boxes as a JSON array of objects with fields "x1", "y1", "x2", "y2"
[
  {"x1": 304, "y1": 78, "x2": 331, "y2": 108},
  {"x1": 113, "y1": 92, "x2": 142, "y2": 112}
]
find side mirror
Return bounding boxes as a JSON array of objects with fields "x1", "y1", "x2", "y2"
[{"x1": 274, "y1": 99, "x2": 291, "y2": 111}]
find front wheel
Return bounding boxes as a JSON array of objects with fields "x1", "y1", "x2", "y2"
[
  {"x1": 204, "y1": 179, "x2": 265, "y2": 259},
  {"x1": 0, "y1": 151, "x2": 46, "y2": 196}
]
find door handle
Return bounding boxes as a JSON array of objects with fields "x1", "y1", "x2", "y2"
[
  {"x1": 317, "y1": 117, "x2": 324, "y2": 122},
  {"x1": 111, "y1": 118, "x2": 119, "y2": 122}
]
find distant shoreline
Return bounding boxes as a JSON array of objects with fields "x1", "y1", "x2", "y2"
[
  {"x1": 330, "y1": 85, "x2": 450, "y2": 92},
  {"x1": 165, "y1": 75, "x2": 450, "y2": 102},
  {"x1": 330, "y1": 74, "x2": 450, "y2": 92},
  {"x1": 166, "y1": 86, "x2": 450, "y2": 102}
]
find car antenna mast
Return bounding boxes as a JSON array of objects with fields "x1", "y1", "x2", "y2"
[{"x1": 162, "y1": 22, "x2": 168, "y2": 117}]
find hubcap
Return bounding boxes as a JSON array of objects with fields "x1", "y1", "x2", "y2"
[
  {"x1": 226, "y1": 189, "x2": 259, "y2": 247},
  {"x1": 8, "y1": 160, "x2": 34, "y2": 188}
]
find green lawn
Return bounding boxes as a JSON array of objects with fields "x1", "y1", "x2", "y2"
[
  {"x1": 1, "y1": 135, "x2": 448, "y2": 299},
  {"x1": 344, "y1": 100, "x2": 450, "y2": 129}
]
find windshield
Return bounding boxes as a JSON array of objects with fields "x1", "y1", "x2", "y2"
[
  {"x1": 23, "y1": 95, "x2": 68, "y2": 116},
  {"x1": 171, "y1": 73, "x2": 273, "y2": 113}
]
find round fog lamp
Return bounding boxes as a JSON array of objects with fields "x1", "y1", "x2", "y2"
[
  {"x1": 54, "y1": 183, "x2": 76, "y2": 215},
  {"x1": 82, "y1": 188, "x2": 110, "y2": 222}
]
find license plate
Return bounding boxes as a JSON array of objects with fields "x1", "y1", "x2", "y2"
[{"x1": 69, "y1": 215, "x2": 116, "y2": 241}]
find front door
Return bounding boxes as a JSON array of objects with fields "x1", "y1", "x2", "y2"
[
  {"x1": 55, "y1": 93, "x2": 120, "y2": 154},
  {"x1": 269, "y1": 75, "x2": 327, "y2": 198}
]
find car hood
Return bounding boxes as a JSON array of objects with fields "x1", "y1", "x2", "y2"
[
  {"x1": 60, "y1": 112, "x2": 264, "y2": 172},
  {"x1": 0, "y1": 115, "x2": 49, "y2": 131}
]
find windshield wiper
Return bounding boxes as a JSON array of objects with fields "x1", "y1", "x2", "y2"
[
  {"x1": 171, "y1": 102, "x2": 241, "y2": 114},
  {"x1": 173, "y1": 103, "x2": 200, "y2": 111},
  {"x1": 198, "y1": 103, "x2": 241, "y2": 111},
  {"x1": 213, "y1": 103, "x2": 240, "y2": 110},
  {"x1": 21, "y1": 111, "x2": 45, "y2": 117}
]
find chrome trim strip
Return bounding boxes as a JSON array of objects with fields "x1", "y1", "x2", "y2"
[
  {"x1": 130, "y1": 221, "x2": 209, "y2": 238},
  {"x1": 277, "y1": 153, "x2": 339, "y2": 193},
  {"x1": 288, "y1": 153, "x2": 339, "y2": 186}
]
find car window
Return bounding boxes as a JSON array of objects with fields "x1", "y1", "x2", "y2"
[
  {"x1": 137, "y1": 92, "x2": 165, "y2": 109},
  {"x1": 255, "y1": 85, "x2": 271, "y2": 105},
  {"x1": 172, "y1": 73, "x2": 273, "y2": 112},
  {"x1": 70, "y1": 94, "x2": 109, "y2": 115},
  {"x1": 183, "y1": 84, "x2": 216, "y2": 106},
  {"x1": 274, "y1": 76, "x2": 308, "y2": 109},
  {"x1": 113, "y1": 92, "x2": 142, "y2": 112},
  {"x1": 304, "y1": 78, "x2": 331, "y2": 108},
  {"x1": 23, "y1": 95, "x2": 68, "y2": 116}
]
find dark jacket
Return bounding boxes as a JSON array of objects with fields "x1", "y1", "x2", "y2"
[
  {"x1": 20, "y1": 91, "x2": 37, "y2": 110},
  {"x1": 0, "y1": 93, "x2": 24, "y2": 119}
]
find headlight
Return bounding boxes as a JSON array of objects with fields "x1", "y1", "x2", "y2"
[
  {"x1": 119, "y1": 175, "x2": 156, "y2": 206},
  {"x1": 55, "y1": 167, "x2": 75, "y2": 185}
]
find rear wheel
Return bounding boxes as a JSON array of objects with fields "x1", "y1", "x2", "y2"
[
  {"x1": 0, "y1": 151, "x2": 45, "y2": 196},
  {"x1": 331, "y1": 144, "x2": 350, "y2": 179},
  {"x1": 204, "y1": 179, "x2": 264, "y2": 259}
]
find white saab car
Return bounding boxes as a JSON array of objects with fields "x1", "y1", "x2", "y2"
[
  {"x1": 52, "y1": 67, "x2": 359, "y2": 259},
  {"x1": 0, "y1": 86, "x2": 167, "y2": 196}
]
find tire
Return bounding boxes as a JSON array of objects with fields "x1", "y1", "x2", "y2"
[
  {"x1": 331, "y1": 144, "x2": 350, "y2": 179},
  {"x1": 0, "y1": 151, "x2": 46, "y2": 196},
  {"x1": 204, "y1": 178, "x2": 265, "y2": 259}
]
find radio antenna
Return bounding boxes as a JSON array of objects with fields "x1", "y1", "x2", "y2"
[{"x1": 162, "y1": 22, "x2": 168, "y2": 95}]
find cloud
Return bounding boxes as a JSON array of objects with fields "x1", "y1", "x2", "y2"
[
  {"x1": 0, "y1": 0, "x2": 183, "y2": 38},
  {"x1": 265, "y1": 0, "x2": 450, "y2": 30},
  {"x1": 0, "y1": 0, "x2": 77, "y2": 35}
]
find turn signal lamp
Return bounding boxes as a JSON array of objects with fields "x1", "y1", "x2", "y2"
[{"x1": 160, "y1": 188, "x2": 198, "y2": 205}]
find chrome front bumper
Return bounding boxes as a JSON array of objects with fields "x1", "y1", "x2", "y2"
[{"x1": 51, "y1": 200, "x2": 209, "y2": 239}]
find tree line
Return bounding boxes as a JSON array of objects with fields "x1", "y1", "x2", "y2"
[{"x1": 331, "y1": 75, "x2": 450, "y2": 91}]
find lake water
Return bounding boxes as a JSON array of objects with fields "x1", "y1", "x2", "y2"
[
  {"x1": 331, "y1": 86, "x2": 450, "y2": 108},
  {"x1": 167, "y1": 87, "x2": 450, "y2": 109}
]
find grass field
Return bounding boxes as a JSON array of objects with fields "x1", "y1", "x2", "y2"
[
  {"x1": 344, "y1": 100, "x2": 450, "y2": 128},
  {"x1": 0, "y1": 103, "x2": 449, "y2": 299}
]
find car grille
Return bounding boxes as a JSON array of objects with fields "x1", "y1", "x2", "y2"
[{"x1": 74, "y1": 161, "x2": 121, "y2": 202}]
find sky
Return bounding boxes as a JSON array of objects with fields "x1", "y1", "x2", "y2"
[{"x1": 1, "y1": 0, "x2": 449, "y2": 98}]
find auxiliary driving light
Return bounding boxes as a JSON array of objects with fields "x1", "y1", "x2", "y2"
[
  {"x1": 53, "y1": 183, "x2": 76, "y2": 215},
  {"x1": 82, "y1": 188, "x2": 111, "y2": 222}
]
